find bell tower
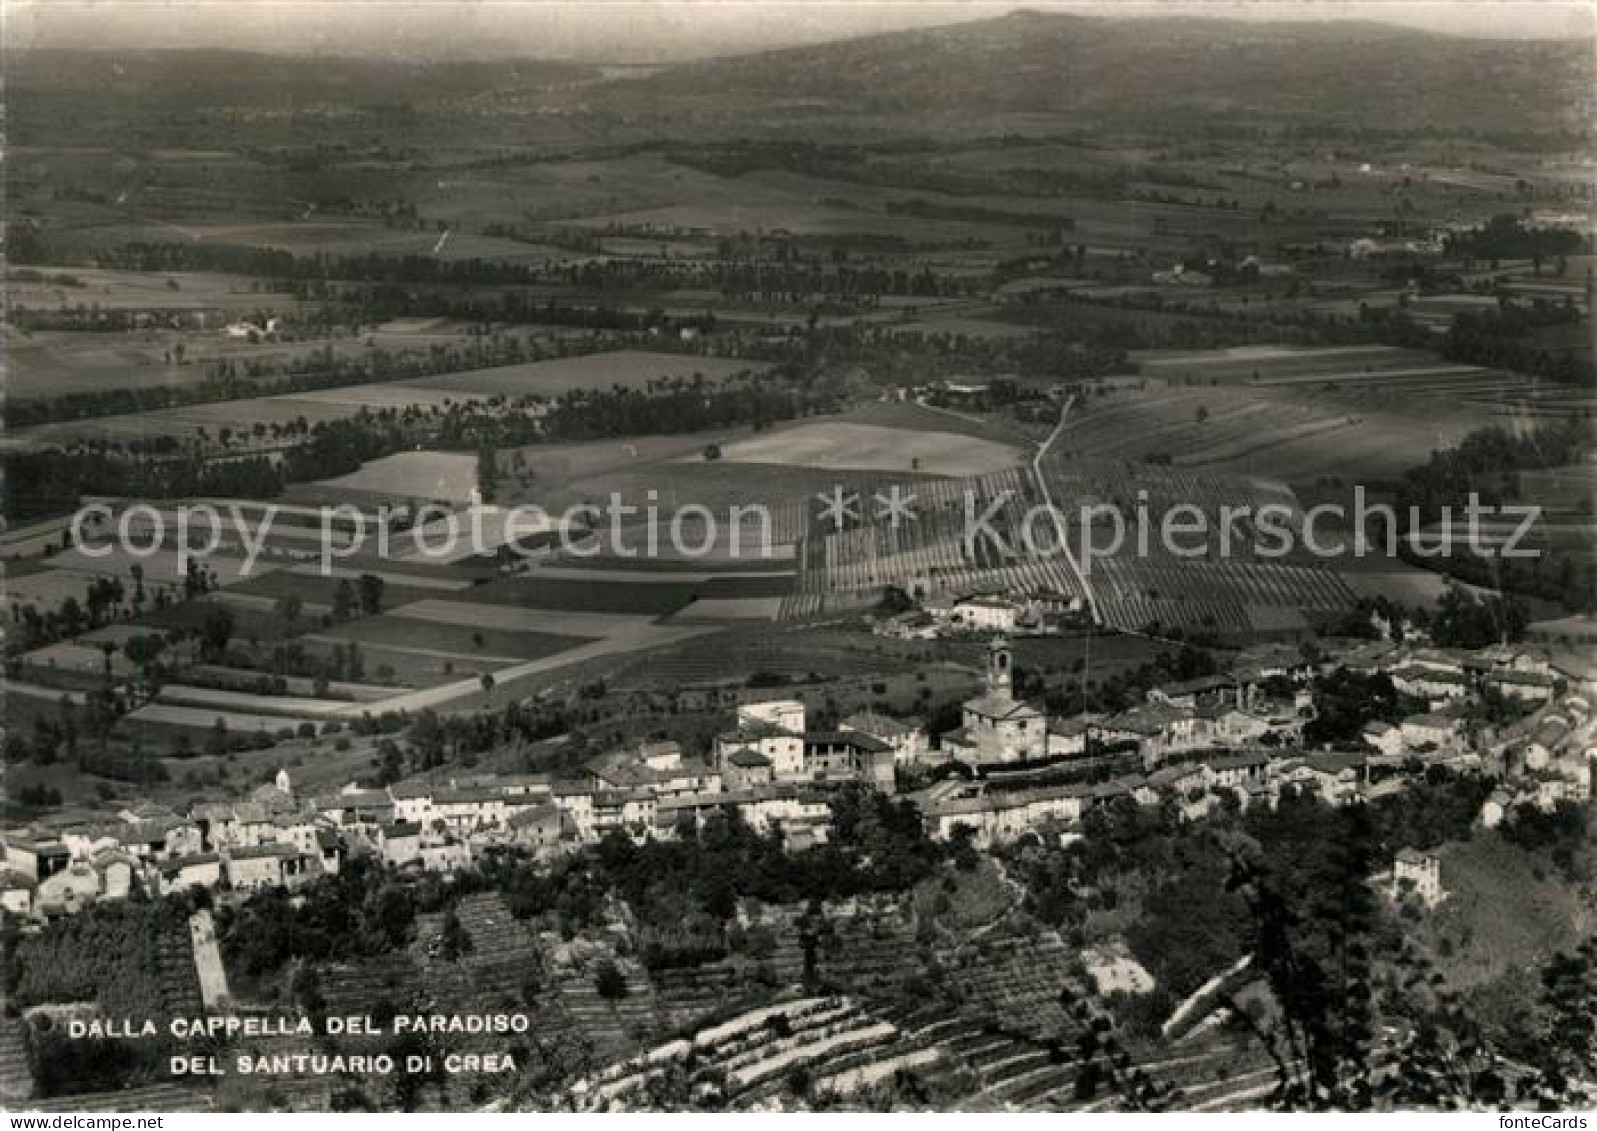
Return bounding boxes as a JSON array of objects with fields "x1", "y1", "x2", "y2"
[{"x1": 988, "y1": 637, "x2": 1013, "y2": 697}]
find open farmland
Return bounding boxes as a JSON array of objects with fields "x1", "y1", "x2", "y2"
[
  {"x1": 1130, "y1": 343, "x2": 1587, "y2": 422},
  {"x1": 3, "y1": 383, "x2": 488, "y2": 451},
  {"x1": 117, "y1": 219, "x2": 558, "y2": 261},
  {"x1": 7, "y1": 266, "x2": 298, "y2": 313},
  {"x1": 1050, "y1": 380, "x2": 1502, "y2": 482}
]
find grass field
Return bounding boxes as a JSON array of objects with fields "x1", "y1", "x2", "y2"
[
  {"x1": 711, "y1": 421, "x2": 1024, "y2": 476},
  {"x1": 318, "y1": 451, "x2": 479, "y2": 504},
  {"x1": 140, "y1": 597, "x2": 304, "y2": 644},
  {"x1": 1518, "y1": 462, "x2": 1597, "y2": 513},
  {"x1": 226, "y1": 569, "x2": 446, "y2": 612},
  {"x1": 313, "y1": 612, "x2": 596, "y2": 662},
  {"x1": 456, "y1": 573, "x2": 701, "y2": 616},
  {"x1": 5, "y1": 566, "x2": 107, "y2": 610},
  {"x1": 1421, "y1": 833, "x2": 1596, "y2": 993},
  {"x1": 8, "y1": 266, "x2": 298, "y2": 313}
]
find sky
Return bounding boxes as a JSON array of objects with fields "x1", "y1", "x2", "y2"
[{"x1": 8, "y1": 0, "x2": 1594, "y2": 61}]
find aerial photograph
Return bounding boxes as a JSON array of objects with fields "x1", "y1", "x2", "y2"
[{"x1": 0, "y1": 0, "x2": 1593, "y2": 1115}]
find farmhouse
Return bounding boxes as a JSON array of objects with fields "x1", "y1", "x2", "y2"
[
  {"x1": 1231, "y1": 644, "x2": 1314, "y2": 685},
  {"x1": 921, "y1": 782, "x2": 1088, "y2": 847},
  {"x1": 316, "y1": 789, "x2": 396, "y2": 830},
  {"x1": 1361, "y1": 720, "x2": 1404, "y2": 756},
  {"x1": 1, "y1": 871, "x2": 33, "y2": 917},
  {"x1": 1149, "y1": 675, "x2": 1237, "y2": 711},
  {"x1": 379, "y1": 822, "x2": 423, "y2": 869},
  {"x1": 803, "y1": 731, "x2": 895, "y2": 790},
  {"x1": 873, "y1": 610, "x2": 938, "y2": 640},
  {"x1": 1479, "y1": 787, "x2": 1515, "y2": 829},
  {"x1": 1097, "y1": 702, "x2": 1201, "y2": 764},
  {"x1": 505, "y1": 804, "x2": 568, "y2": 853},
  {"x1": 1278, "y1": 753, "x2": 1366, "y2": 807},
  {"x1": 950, "y1": 596, "x2": 1019, "y2": 633},
  {"x1": 92, "y1": 849, "x2": 136, "y2": 901},
  {"x1": 1134, "y1": 763, "x2": 1215, "y2": 809},
  {"x1": 653, "y1": 758, "x2": 722, "y2": 800},
  {"x1": 723, "y1": 749, "x2": 775, "y2": 792},
  {"x1": 2, "y1": 833, "x2": 69, "y2": 883},
  {"x1": 157, "y1": 852, "x2": 223, "y2": 894},
  {"x1": 738, "y1": 699, "x2": 806, "y2": 734},
  {"x1": 1392, "y1": 848, "x2": 1444, "y2": 907},
  {"x1": 389, "y1": 780, "x2": 436, "y2": 824},
  {"x1": 59, "y1": 822, "x2": 123, "y2": 862},
  {"x1": 1204, "y1": 751, "x2": 1271, "y2": 790},
  {"x1": 1046, "y1": 715, "x2": 1094, "y2": 758},
  {"x1": 419, "y1": 835, "x2": 473, "y2": 874},
  {"x1": 840, "y1": 712, "x2": 925, "y2": 765},
  {"x1": 1400, "y1": 713, "x2": 1463, "y2": 752},
  {"x1": 431, "y1": 786, "x2": 511, "y2": 832},
  {"x1": 716, "y1": 699, "x2": 807, "y2": 780},
  {"x1": 735, "y1": 790, "x2": 832, "y2": 848},
  {"x1": 592, "y1": 789, "x2": 658, "y2": 841},
  {"x1": 1488, "y1": 668, "x2": 1556, "y2": 704},
  {"x1": 35, "y1": 861, "x2": 101, "y2": 916},
  {"x1": 226, "y1": 844, "x2": 306, "y2": 891},
  {"x1": 1389, "y1": 664, "x2": 1471, "y2": 706},
  {"x1": 551, "y1": 781, "x2": 597, "y2": 841}
]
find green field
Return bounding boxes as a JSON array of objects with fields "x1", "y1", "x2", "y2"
[
  {"x1": 711, "y1": 419, "x2": 1024, "y2": 476},
  {"x1": 312, "y1": 612, "x2": 596, "y2": 662}
]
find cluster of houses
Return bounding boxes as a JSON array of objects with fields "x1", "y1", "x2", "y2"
[
  {"x1": 914, "y1": 636, "x2": 1594, "y2": 852},
  {"x1": 0, "y1": 696, "x2": 935, "y2": 922},
  {"x1": 1, "y1": 773, "x2": 346, "y2": 921},
  {"x1": 873, "y1": 589, "x2": 1085, "y2": 641},
  {"x1": 932, "y1": 639, "x2": 1314, "y2": 771},
  {"x1": 4, "y1": 631, "x2": 1591, "y2": 924}
]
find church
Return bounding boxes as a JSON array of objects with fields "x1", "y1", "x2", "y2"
[{"x1": 939, "y1": 639, "x2": 1048, "y2": 764}]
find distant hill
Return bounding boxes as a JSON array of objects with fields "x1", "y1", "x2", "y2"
[
  {"x1": 5, "y1": 48, "x2": 592, "y2": 113},
  {"x1": 634, "y1": 10, "x2": 1593, "y2": 134}
]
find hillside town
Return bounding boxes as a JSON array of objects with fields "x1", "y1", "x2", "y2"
[{"x1": 7, "y1": 626, "x2": 1591, "y2": 922}]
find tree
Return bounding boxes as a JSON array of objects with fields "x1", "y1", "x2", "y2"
[
  {"x1": 332, "y1": 579, "x2": 357, "y2": 622},
  {"x1": 1430, "y1": 587, "x2": 1526, "y2": 649},
  {"x1": 357, "y1": 573, "x2": 385, "y2": 617},
  {"x1": 275, "y1": 593, "x2": 303, "y2": 626},
  {"x1": 438, "y1": 910, "x2": 473, "y2": 961},
  {"x1": 374, "y1": 739, "x2": 405, "y2": 785},
  {"x1": 476, "y1": 443, "x2": 499, "y2": 502},
  {"x1": 200, "y1": 607, "x2": 235, "y2": 661},
  {"x1": 1303, "y1": 670, "x2": 1401, "y2": 746},
  {"x1": 594, "y1": 959, "x2": 629, "y2": 1001},
  {"x1": 1527, "y1": 939, "x2": 1596, "y2": 1106}
]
